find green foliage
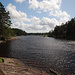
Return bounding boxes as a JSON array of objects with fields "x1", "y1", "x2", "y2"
[
  {"x1": 48, "y1": 17, "x2": 75, "y2": 40},
  {"x1": 58, "y1": 74, "x2": 61, "y2": 75},
  {"x1": 48, "y1": 30, "x2": 54, "y2": 37},
  {"x1": 53, "y1": 24, "x2": 66, "y2": 38},
  {"x1": 0, "y1": 2, "x2": 12, "y2": 40},
  {"x1": 0, "y1": 58, "x2": 3, "y2": 62},
  {"x1": 12, "y1": 28, "x2": 27, "y2": 36}
]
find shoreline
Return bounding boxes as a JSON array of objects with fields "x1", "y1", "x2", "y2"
[
  {"x1": 0, "y1": 57, "x2": 49, "y2": 75},
  {"x1": 0, "y1": 37, "x2": 17, "y2": 44},
  {"x1": 8, "y1": 37, "x2": 18, "y2": 41}
]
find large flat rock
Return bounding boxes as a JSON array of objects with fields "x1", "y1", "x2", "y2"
[{"x1": 0, "y1": 57, "x2": 49, "y2": 75}]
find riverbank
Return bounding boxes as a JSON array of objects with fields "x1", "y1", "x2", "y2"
[
  {"x1": 0, "y1": 57, "x2": 49, "y2": 75},
  {"x1": 0, "y1": 37, "x2": 17, "y2": 44},
  {"x1": 8, "y1": 37, "x2": 17, "y2": 41}
]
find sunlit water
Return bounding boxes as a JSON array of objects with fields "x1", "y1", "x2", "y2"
[{"x1": 0, "y1": 36, "x2": 75, "y2": 75}]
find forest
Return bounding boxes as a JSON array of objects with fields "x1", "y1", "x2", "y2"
[
  {"x1": 12, "y1": 28, "x2": 27, "y2": 36},
  {"x1": 0, "y1": 2, "x2": 27, "y2": 41},
  {"x1": 48, "y1": 18, "x2": 75, "y2": 40}
]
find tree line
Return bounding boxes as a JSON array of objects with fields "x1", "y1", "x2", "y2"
[
  {"x1": 12, "y1": 28, "x2": 27, "y2": 36},
  {"x1": 48, "y1": 18, "x2": 75, "y2": 40},
  {"x1": 27, "y1": 33, "x2": 48, "y2": 36},
  {"x1": 0, "y1": 2, "x2": 27, "y2": 41}
]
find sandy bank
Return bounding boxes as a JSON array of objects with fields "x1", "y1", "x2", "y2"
[{"x1": 0, "y1": 57, "x2": 49, "y2": 75}]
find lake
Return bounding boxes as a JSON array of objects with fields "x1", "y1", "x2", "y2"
[{"x1": 0, "y1": 35, "x2": 75, "y2": 75}]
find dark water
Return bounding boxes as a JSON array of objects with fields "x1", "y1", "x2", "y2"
[{"x1": 0, "y1": 36, "x2": 75, "y2": 75}]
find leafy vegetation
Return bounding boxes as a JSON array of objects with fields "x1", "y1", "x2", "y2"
[
  {"x1": 12, "y1": 28, "x2": 27, "y2": 36},
  {"x1": 48, "y1": 18, "x2": 75, "y2": 40},
  {"x1": 0, "y1": 2, "x2": 12, "y2": 40},
  {"x1": 0, "y1": 2, "x2": 27, "y2": 41}
]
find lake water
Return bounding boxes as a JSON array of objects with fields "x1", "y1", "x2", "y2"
[{"x1": 0, "y1": 36, "x2": 75, "y2": 75}]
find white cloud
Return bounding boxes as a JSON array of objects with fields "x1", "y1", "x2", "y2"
[
  {"x1": 29, "y1": 0, "x2": 39, "y2": 10},
  {"x1": 28, "y1": 0, "x2": 70, "y2": 25},
  {"x1": 37, "y1": 11, "x2": 41, "y2": 13},
  {"x1": 31, "y1": 16, "x2": 40, "y2": 25},
  {"x1": 6, "y1": 4, "x2": 31, "y2": 29},
  {"x1": 29, "y1": 0, "x2": 62, "y2": 12},
  {"x1": 49, "y1": 10, "x2": 70, "y2": 24},
  {"x1": 40, "y1": 17, "x2": 59, "y2": 27},
  {"x1": 6, "y1": 4, "x2": 30, "y2": 22},
  {"x1": 6, "y1": 3, "x2": 59, "y2": 33},
  {"x1": 28, "y1": 16, "x2": 59, "y2": 32},
  {"x1": 10, "y1": 0, "x2": 70, "y2": 32},
  {"x1": 15, "y1": 0, "x2": 26, "y2": 3},
  {"x1": 49, "y1": 10, "x2": 70, "y2": 18},
  {"x1": 8, "y1": 0, "x2": 70, "y2": 32}
]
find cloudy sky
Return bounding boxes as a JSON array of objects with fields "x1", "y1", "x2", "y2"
[{"x1": 1, "y1": 0, "x2": 75, "y2": 33}]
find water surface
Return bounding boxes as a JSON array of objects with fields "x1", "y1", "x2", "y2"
[{"x1": 0, "y1": 36, "x2": 75, "y2": 75}]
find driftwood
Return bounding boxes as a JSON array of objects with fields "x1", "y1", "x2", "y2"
[{"x1": 49, "y1": 68, "x2": 58, "y2": 75}]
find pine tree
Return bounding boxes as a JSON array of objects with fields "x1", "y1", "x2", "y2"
[{"x1": 0, "y1": 2, "x2": 11, "y2": 40}]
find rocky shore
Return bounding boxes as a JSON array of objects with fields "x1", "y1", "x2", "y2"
[
  {"x1": 0, "y1": 37, "x2": 17, "y2": 44},
  {"x1": 0, "y1": 57, "x2": 49, "y2": 75},
  {"x1": 8, "y1": 37, "x2": 17, "y2": 41}
]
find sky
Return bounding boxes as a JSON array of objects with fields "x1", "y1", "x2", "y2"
[{"x1": 0, "y1": 0, "x2": 75, "y2": 33}]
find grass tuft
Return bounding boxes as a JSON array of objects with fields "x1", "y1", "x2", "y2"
[{"x1": 0, "y1": 58, "x2": 3, "y2": 62}]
